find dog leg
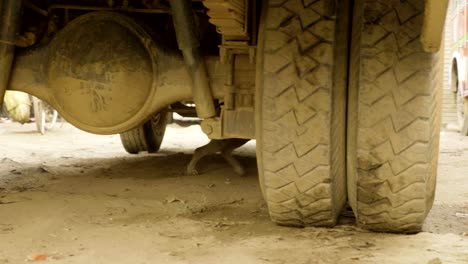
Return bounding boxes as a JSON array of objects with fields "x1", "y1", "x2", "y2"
[
  {"x1": 187, "y1": 139, "x2": 249, "y2": 175},
  {"x1": 186, "y1": 140, "x2": 224, "y2": 175},
  {"x1": 220, "y1": 139, "x2": 249, "y2": 176}
]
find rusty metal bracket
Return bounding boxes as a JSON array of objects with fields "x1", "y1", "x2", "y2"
[
  {"x1": 201, "y1": 53, "x2": 256, "y2": 140},
  {"x1": 219, "y1": 42, "x2": 256, "y2": 64},
  {"x1": 201, "y1": 107, "x2": 255, "y2": 140}
]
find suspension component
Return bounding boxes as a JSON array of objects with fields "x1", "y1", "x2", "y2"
[
  {"x1": 170, "y1": 0, "x2": 216, "y2": 119},
  {"x1": 0, "y1": 0, "x2": 23, "y2": 108}
]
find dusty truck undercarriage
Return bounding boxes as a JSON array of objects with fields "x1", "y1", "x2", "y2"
[{"x1": 0, "y1": 0, "x2": 449, "y2": 233}]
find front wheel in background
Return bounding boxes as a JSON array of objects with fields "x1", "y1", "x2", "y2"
[
  {"x1": 256, "y1": 0, "x2": 350, "y2": 227},
  {"x1": 120, "y1": 112, "x2": 168, "y2": 154},
  {"x1": 347, "y1": 0, "x2": 441, "y2": 233}
]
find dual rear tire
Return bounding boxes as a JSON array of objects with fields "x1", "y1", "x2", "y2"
[{"x1": 257, "y1": 0, "x2": 441, "y2": 232}]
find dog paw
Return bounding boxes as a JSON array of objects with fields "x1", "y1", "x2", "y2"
[{"x1": 186, "y1": 167, "x2": 199, "y2": 176}]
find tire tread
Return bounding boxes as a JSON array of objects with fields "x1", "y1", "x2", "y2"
[{"x1": 349, "y1": 0, "x2": 440, "y2": 232}]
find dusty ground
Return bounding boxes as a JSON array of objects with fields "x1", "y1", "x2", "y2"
[{"x1": 0, "y1": 122, "x2": 467, "y2": 264}]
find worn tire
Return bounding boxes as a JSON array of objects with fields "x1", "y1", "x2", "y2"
[
  {"x1": 256, "y1": 0, "x2": 350, "y2": 226},
  {"x1": 120, "y1": 112, "x2": 168, "y2": 154},
  {"x1": 347, "y1": 0, "x2": 442, "y2": 232}
]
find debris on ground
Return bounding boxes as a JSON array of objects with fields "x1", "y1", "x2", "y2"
[
  {"x1": 26, "y1": 254, "x2": 48, "y2": 262},
  {"x1": 164, "y1": 197, "x2": 186, "y2": 204},
  {"x1": 0, "y1": 124, "x2": 467, "y2": 263},
  {"x1": 455, "y1": 212, "x2": 468, "y2": 218},
  {"x1": 427, "y1": 257, "x2": 442, "y2": 264}
]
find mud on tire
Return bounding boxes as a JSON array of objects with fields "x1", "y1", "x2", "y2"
[
  {"x1": 347, "y1": 0, "x2": 442, "y2": 232},
  {"x1": 256, "y1": 0, "x2": 350, "y2": 226}
]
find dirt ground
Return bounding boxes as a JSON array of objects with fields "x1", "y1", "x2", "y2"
[{"x1": 0, "y1": 121, "x2": 467, "y2": 264}]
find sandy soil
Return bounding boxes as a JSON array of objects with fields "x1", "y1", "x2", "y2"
[{"x1": 0, "y1": 122, "x2": 467, "y2": 264}]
